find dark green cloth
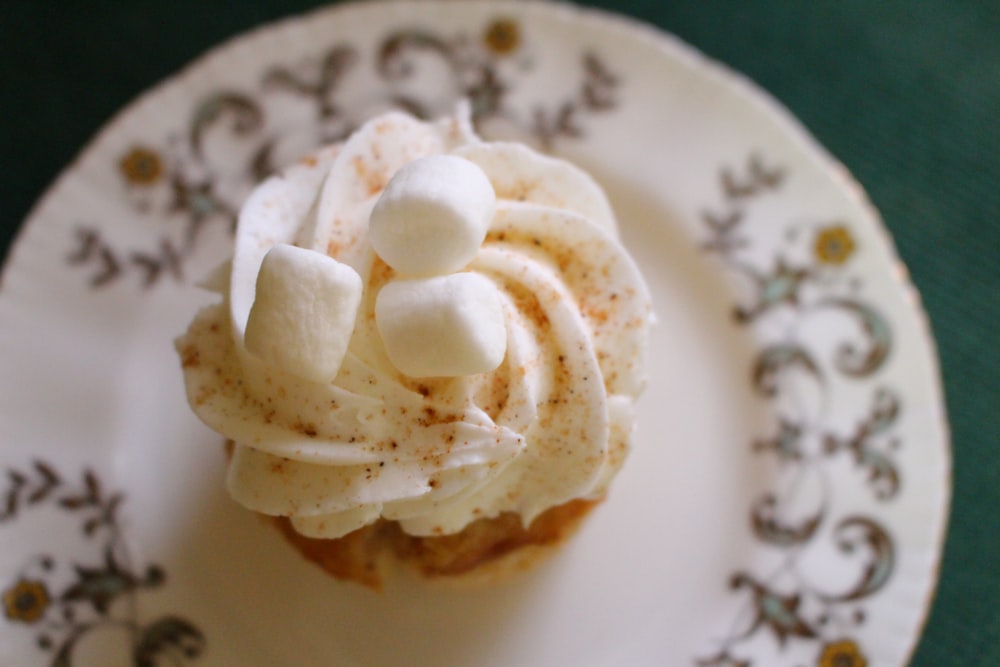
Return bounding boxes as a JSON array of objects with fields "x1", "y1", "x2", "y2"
[{"x1": 2, "y1": 2, "x2": 997, "y2": 664}]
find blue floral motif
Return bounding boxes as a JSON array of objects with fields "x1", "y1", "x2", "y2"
[
  {"x1": 697, "y1": 155, "x2": 900, "y2": 667},
  {"x1": 1, "y1": 461, "x2": 205, "y2": 666}
]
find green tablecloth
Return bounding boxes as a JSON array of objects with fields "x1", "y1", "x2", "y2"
[{"x1": 2, "y1": 2, "x2": 997, "y2": 664}]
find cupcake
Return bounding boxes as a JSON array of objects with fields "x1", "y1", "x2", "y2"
[{"x1": 176, "y1": 107, "x2": 653, "y2": 588}]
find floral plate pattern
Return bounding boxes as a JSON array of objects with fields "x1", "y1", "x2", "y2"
[{"x1": 0, "y1": 2, "x2": 948, "y2": 666}]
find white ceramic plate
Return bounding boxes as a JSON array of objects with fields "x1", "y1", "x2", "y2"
[{"x1": 0, "y1": 2, "x2": 949, "y2": 666}]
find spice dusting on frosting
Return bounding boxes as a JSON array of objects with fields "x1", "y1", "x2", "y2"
[{"x1": 176, "y1": 107, "x2": 652, "y2": 541}]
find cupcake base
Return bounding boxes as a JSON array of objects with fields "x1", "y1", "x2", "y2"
[{"x1": 271, "y1": 499, "x2": 599, "y2": 590}]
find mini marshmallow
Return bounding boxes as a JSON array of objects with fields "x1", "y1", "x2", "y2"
[
  {"x1": 375, "y1": 273, "x2": 507, "y2": 378},
  {"x1": 244, "y1": 244, "x2": 362, "y2": 382},
  {"x1": 369, "y1": 154, "x2": 496, "y2": 276}
]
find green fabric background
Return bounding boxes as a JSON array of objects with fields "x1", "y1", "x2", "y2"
[{"x1": 1, "y1": 1, "x2": 997, "y2": 664}]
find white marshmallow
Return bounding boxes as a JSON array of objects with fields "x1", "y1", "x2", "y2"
[
  {"x1": 244, "y1": 244, "x2": 362, "y2": 382},
  {"x1": 375, "y1": 273, "x2": 507, "y2": 378},
  {"x1": 369, "y1": 154, "x2": 496, "y2": 276}
]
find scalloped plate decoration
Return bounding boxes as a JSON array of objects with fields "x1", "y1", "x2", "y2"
[{"x1": 0, "y1": 2, "x2": 948, "y2": 666}]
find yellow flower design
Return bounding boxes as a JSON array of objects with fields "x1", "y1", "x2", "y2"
[
  {"x1": 818, "y1": 638, "x2": 868, "y2": 667},
  {"x1": 119, "y1": 146, "x2": 164, "y2": 186},
  {"x1": 3, "y1": 578, "x2": 50, "y2": 624},
  {"x1": 814, "y1": 224, "x2": 856, "y2": 265},
  {"x1": 483, "y1": 18, "x2": 520, "y2": 55}
]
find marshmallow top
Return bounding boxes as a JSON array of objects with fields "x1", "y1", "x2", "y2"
[
  {"x1": 376, "y1": 273, "x2": 507, "y2": 378},
  {"x1": 176, "y1": 109, "x2": 653, "y2": 540},
  {"x1": 244, "y1": 244, "x2": 362, "y2": 383},
  {"x1": 369, "y1": 155, "x2": 496, "y2": 276}
]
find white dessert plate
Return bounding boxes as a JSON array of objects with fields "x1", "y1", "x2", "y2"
[{"x1": 0, "y1": 2, "x2": 949, "y2": 666}]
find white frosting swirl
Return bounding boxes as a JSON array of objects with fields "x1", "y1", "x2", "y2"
[{"x1": 177, "y1": 109, "x2": 653, "y2": 539}]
